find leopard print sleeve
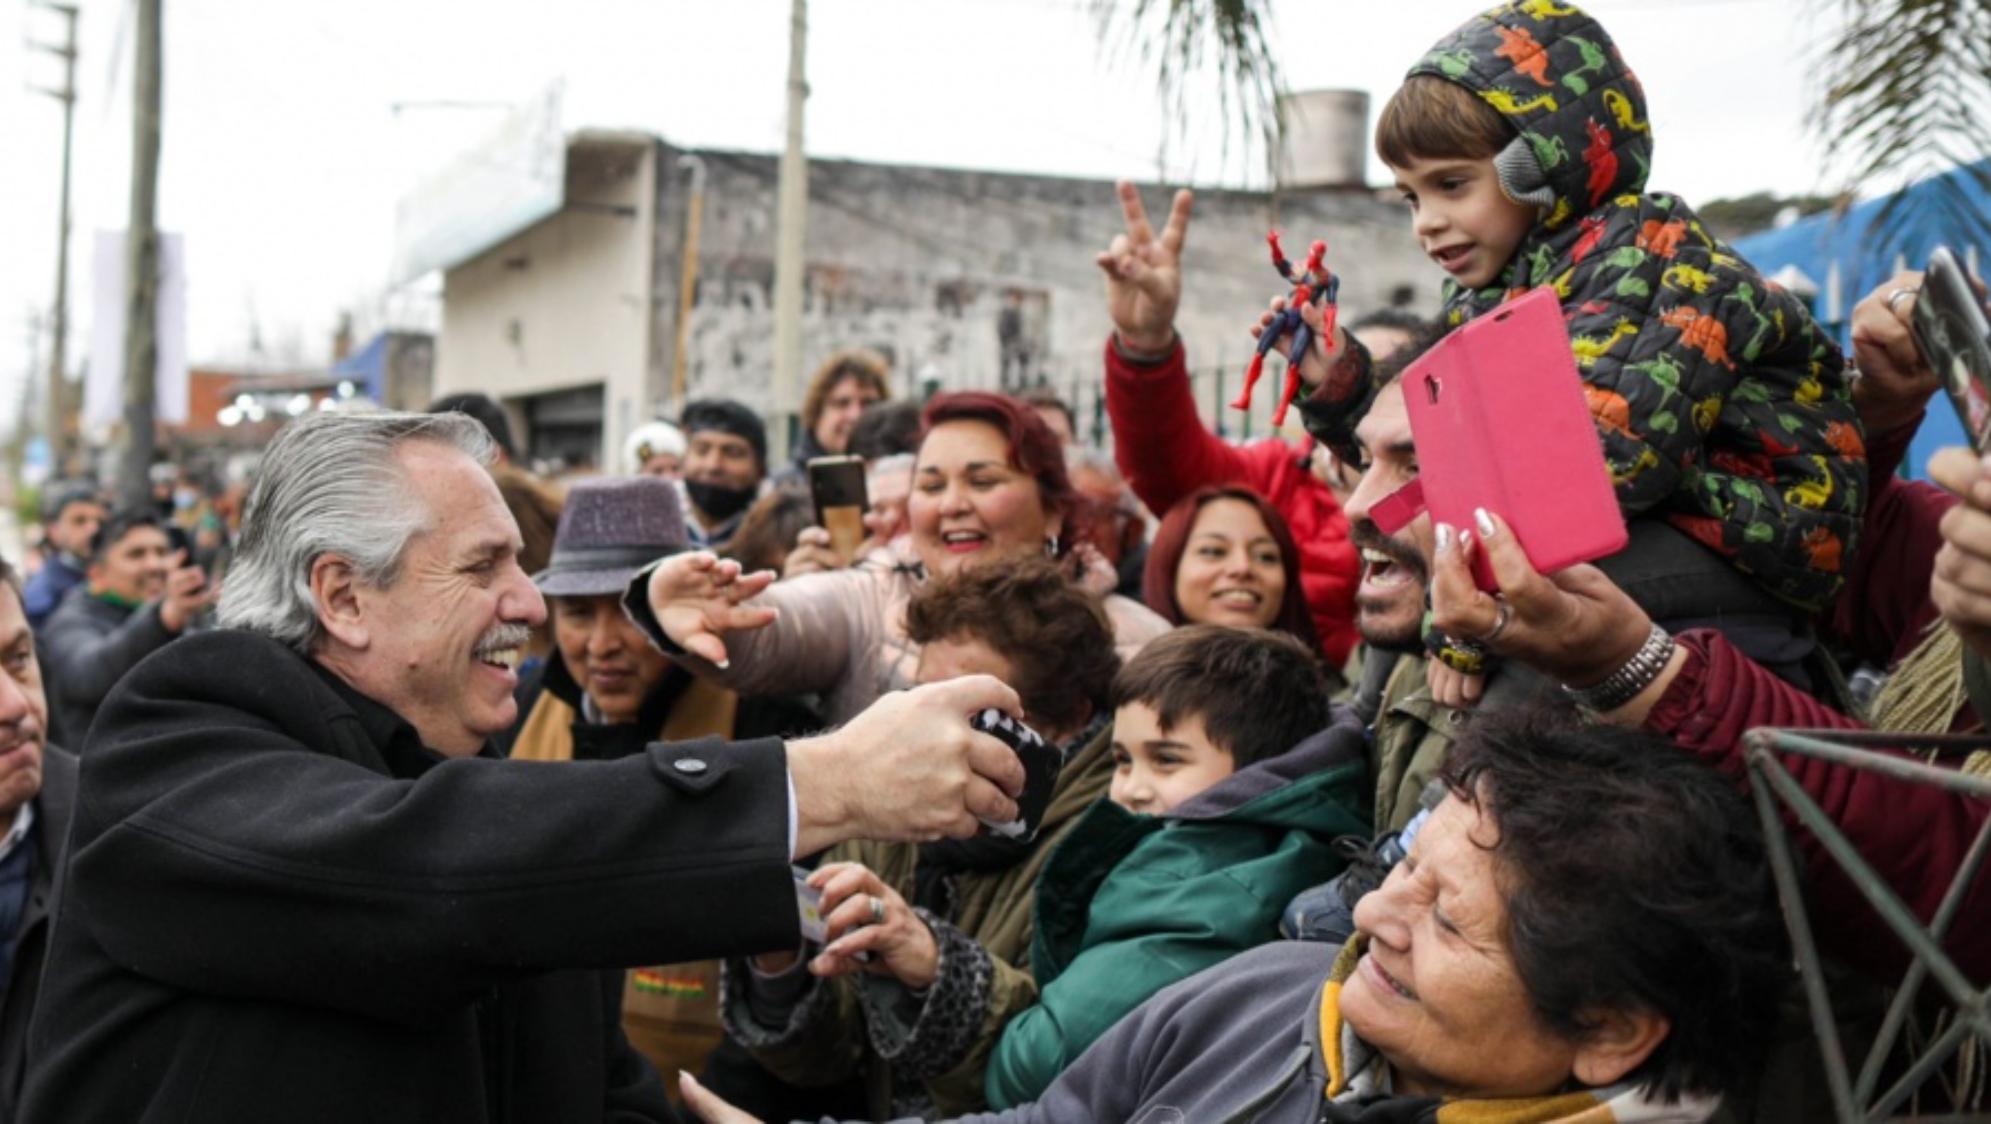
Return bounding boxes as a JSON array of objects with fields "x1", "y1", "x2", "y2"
[{"x1": 858, "y1": 909, "x2": 996, "y2": 1081}]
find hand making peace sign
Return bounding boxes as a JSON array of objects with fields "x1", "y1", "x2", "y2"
[{"x1": 1096, "y1": 181, "x2": 1192, "y2": 355}]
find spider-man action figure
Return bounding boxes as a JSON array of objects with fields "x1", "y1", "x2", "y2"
[{"x1": 1234, "y1": 232, "x2": 1340, "y2": 426}]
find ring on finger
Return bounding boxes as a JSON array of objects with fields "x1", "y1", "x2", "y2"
[
  {"x1": 1480, "y1": 596, "x2": 1513, "y2": 643},
  {"x1": 1887, "y1": 286, "x2": 1919, "y2": 316},
  {"x1": 869, "y1": 895, "x2": 886, "y2": 926}
]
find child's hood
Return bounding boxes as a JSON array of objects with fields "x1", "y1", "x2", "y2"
[
  {"x1": 1163, "y1": 707, "x2": 1367, "y2": 828},
  {"x1": 1409, "y1": 1, "x2": 1653, "y2": 232}
]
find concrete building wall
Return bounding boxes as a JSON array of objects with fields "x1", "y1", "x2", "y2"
[
  {"x1": 651, "y1": 146, "x2": 1442, "y2": 444},
  {"x1": 434, "y1": 135, "x2": 657, "y2": 464}
]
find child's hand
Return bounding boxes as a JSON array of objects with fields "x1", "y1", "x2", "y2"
[
  {"x1": 1425, "y1": 655, "x2": 1485, "y2": 708},
  {"x1": 1250, "y1": 296, "x2": 1354, "y2": 397}
]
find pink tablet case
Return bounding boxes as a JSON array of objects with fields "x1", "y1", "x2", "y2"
[{"x1": 1398, "y1": 287, "x2": 1627, "y2": 590}]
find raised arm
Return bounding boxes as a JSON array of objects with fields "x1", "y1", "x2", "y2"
[
  {"x1": 71, "y1": 664, "x2": 798, "y2": 1026},
  {"x1": 1094, "y1": 185, "x2": 1250, "y2": 511},
  {"x1": 623, "y1": 552, "x2": 875, "y2": 705}
]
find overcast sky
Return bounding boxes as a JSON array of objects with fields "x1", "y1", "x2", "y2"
[{"x1": 0, "y1": 0, "x2": 1844, "y2": 432}]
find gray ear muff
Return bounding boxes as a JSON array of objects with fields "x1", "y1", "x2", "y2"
[{"x1": 1494, "y1": 134, "x2": 1557, "y2": 210}]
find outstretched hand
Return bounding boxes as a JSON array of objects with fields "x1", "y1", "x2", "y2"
[
  {"x1": 1097, "y1": 181, "x2": 1191, "y2": 354},
  {"x1": 1930, "y1": 447, "x2": 1991, "y2": 661},
  {"x1": 1850, "y1": 269, "x2": 1940, "y2": 436},
  {"x1": 786, "y1": 674, "x2": 1026, "y2": 855},
  {"x1": 643, "y1": 552, "x2": 779, "y2": 668},
  {"x1": 1426, "y1": 510, "x2": 1652, "y2": 691},
  {"x1": 678, "y1": 1072, "x2": 762, "y2": 1124},
  {"x1": 805, "y1": 862, "x2": 940, "y2": 988}
]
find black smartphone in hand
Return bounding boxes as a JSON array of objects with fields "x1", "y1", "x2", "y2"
[
  {"x1": 807, "y1": 456, "x2": 869, "y2": 564},
  {"x1": 1912, "y1": 246, "x2": 1991, "y2": 453}
]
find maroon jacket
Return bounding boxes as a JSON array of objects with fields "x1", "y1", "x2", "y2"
[
  {"x1": 1645, "y1": 630, "x2": 1989, "y2": 982},
  {"x1": 1104, "y1": 337, "x2": 1361, "y2": 665},
  {"x1": 1646, "y1": 417, "x2": 1986, "y2": 982}
]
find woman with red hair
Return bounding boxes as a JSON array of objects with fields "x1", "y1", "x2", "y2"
[
  {"x1": 631, "y1": 391, "x2": 1169, "y2": 725},
  {"x1": 1143, "y1": 487, "x2": 1321, "y2": 654}
]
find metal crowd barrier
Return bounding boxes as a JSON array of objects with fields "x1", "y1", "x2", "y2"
[{"x1": 1743, "y1": 728, "x2": 1991, "y2": 1123}]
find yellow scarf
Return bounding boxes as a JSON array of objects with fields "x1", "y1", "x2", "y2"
[{"x1": 508, "y1": 676, "x2": 738, "y2": 762}]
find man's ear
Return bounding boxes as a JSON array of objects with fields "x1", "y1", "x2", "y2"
[
  {"x1": 1570, "y1": 1007, "x2": 1670, "y2": 1089},
  {"x1": 310, "y1": 554, "x2": 369, "y2": 652}
]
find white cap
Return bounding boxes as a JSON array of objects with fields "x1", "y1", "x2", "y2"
[{"x1": 624, "y1": 420, "x2": 687, "y2": 472}]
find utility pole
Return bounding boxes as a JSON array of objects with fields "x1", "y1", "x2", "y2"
[
  {"x1": 119, "y1": 0, "x2": 162, "y2": 510},
  {"x1": 29, "y1": 1, "x2": 79, "y2": 475},
  {"x1": 770, "y1": 0, "x2": 808, "y2": 464},
  {"x1": 670, "y1": 155, "x2": 707, "y2": 411}
]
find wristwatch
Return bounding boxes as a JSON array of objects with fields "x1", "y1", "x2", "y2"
[{"x1": 1561, "y1": 623, "x2": 1676, "y2": 712}]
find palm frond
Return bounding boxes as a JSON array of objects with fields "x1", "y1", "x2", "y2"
[
  {"x1": 1811, "y1": 0, "x2": 1991, "y2": 258},
  {"x1": 1091, "y1": 0, "x2": 1285, "y2": 181}
]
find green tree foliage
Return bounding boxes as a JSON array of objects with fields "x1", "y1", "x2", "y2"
[
  {"x1": 1092, "y1": 0, "x2": 1282, "y2": 174},
  {"x1": 1811, "y1": 0, "x2": 1991, "y2": 251}
]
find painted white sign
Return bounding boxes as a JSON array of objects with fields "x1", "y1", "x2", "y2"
[{"x1": 87, "y1": 230, "x2": 189, "y2": 429}]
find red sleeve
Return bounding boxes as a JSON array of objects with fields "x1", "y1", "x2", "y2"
[
  {"x1": 1104, "y1": 337, "x2": 1253, "y2": 516},
  {"x1": 1645, "y1": 630, "x2": 1991, "y2": 982}
]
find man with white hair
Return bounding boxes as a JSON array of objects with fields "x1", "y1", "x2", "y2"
[
  {"x1": 19, "y1": 411, "x2": 1025, "y2": 1123},
  {"x1": 0, "y1": 554, "x2": 76, "y2": 1122}
]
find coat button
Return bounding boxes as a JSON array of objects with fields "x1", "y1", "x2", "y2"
[{"x1": 673, "y1": 758, "x2": 709, "y2": 775}]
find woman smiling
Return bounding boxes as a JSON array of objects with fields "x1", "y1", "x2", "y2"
[
  {"x1": 631, "y1": 393, "x2": 1168, "y2": 725},
  {"x1": 1142, "y1": 486, "x2": 1320, "y2": 653}
]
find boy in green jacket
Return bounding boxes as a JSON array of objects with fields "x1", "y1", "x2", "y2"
[{"x1": 984, "y1": 625, "x2": 1370, "y2": 1108}]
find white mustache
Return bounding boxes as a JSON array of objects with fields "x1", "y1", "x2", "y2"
[{"x1": 473, "y1": 624, "x2": 531, "y2": 657}]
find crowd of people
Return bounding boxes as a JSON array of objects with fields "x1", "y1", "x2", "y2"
[{"x1": 0, "y1": 3, "x2": 1986, "y2": 1122}]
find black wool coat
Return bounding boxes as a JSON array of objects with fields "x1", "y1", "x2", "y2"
[
  {"x1": 0, "y1": 743, "x2": 76, "y2": 1123},
  {"x1": 18, "y1": 628, "x2": 798, "y2": 1123}
]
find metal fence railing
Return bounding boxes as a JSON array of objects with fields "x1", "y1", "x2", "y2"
[
  {"x1": 1743, "y1": 728, "x2": 1991, "y2": 1122},
  {"x1": 1024, "y1": 357, "x2": 1313, "y2": 456}
]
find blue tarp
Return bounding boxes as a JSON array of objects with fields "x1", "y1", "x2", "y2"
[
  {"x1": 1732, "y1": 160, "x2": 1991, "y2": 479},
  {"x1": 331, "y1": 332, "x2": 390, "y2": 404}
]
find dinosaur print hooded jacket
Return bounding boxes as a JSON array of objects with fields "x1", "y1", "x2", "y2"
[{"x1": 1303, "y1": 0, "x2": 1865, "y2": 611}]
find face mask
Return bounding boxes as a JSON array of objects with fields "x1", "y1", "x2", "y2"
[
  {"x1": 684, "y1": 479, "x2": 757, "y2": 522},
  {"x1": 173, "y1": 489, "x2": 198, "y2": 511}
]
